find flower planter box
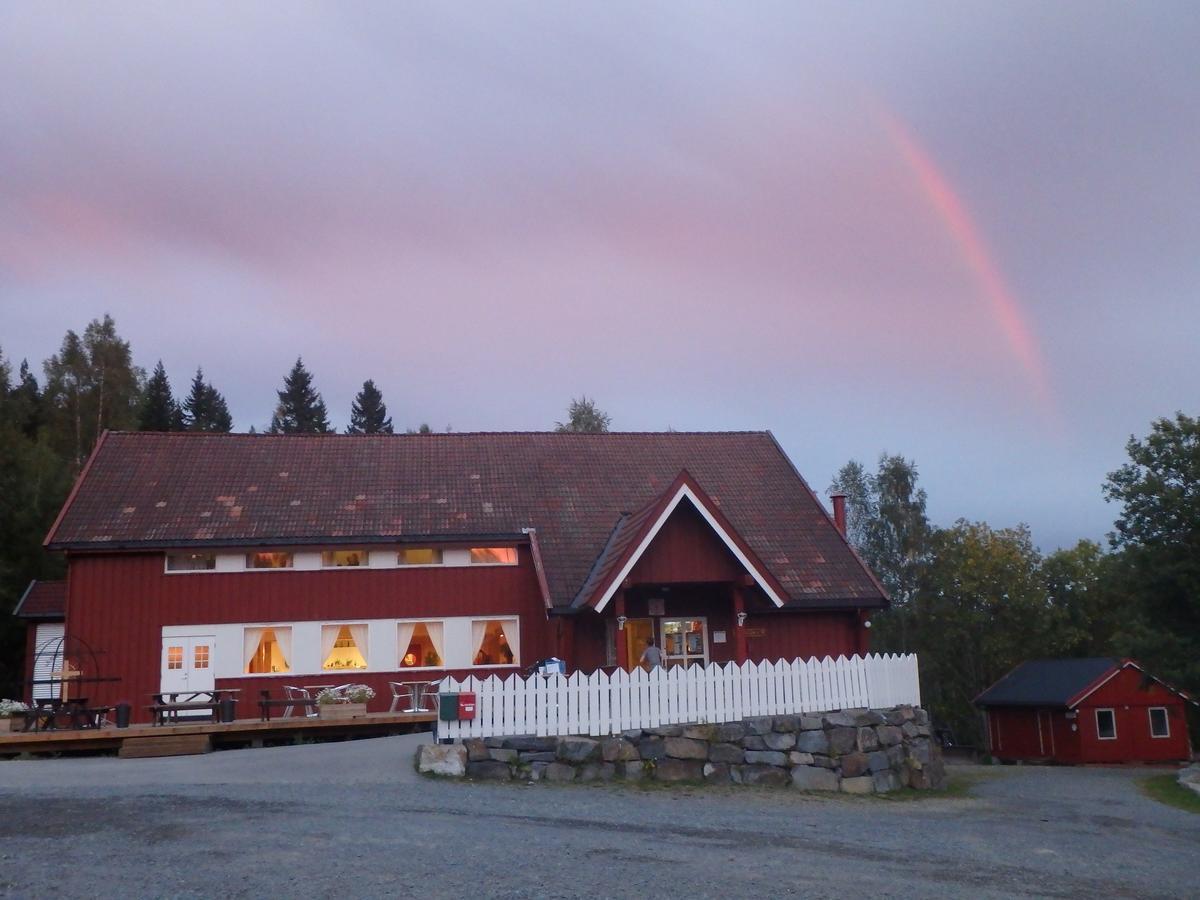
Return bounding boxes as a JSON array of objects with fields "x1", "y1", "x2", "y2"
[
  {"x1": 319, "y1": 703, "x2": 368, "y2": 720},
  {"x1": 0, "y1": 717, "x2": 15, "y2": 733}
]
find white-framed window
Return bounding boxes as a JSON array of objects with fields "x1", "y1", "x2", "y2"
[
  {"x1": 193, "y1": 644, "x2": 210, "y2": 669},
  {"x1": 247, "y1": 551, "x2": 293, "y2": 570},
  {"x1": 167, "y1": 645, "x2": 184, "y2": 670},
  {"x1": 1095, "y1": 708, "x2": 1117, "y2": 740},
  {"x1": 398, "y1": 548, "x2": 443, "y2": 566},
  {"x1": 244, "y1": 627, "x2": 292, "y2": 673},
  {"x1": 166, "y1": 552, "x2": 217, "y2": 572},
  {"x1": 322, "y1": 550, "x2": 369, "y2": 568},
  {"x1": 398, "y1": 621, "x2": 445, "y2": 669},
  {"x1": 469, "y1": 547, "x2": 518, "y2": 565},
  {"x1": 321, "y1": 624, "x2": 368, "y2": 670},
  {"x1": 471, "y1": 618, "x2": 519, "y2": 666},
  {"x1": 1148, "y1": 707, "x2": 1170, "y2": 739}
]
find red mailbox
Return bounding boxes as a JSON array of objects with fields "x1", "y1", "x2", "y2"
[{"x1": 457, "y1": 692, "x2": 476, "y2": 720}]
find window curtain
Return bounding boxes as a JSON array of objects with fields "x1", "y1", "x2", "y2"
[
  {"x1": 471, "y1": 620, "x2": 488, "y2": 664},
  {"x1": 348, "y1": 624, "x2": 369, "y2": 665},
  {"x1": 503, "y1": 619, "x2": 520, "y2": 665},
  {"x1": 274, "y1": 627, "x2": 292, "y2": 671},
  {"x1": 321, "y1": 625, "x2": 340, "y2": 667},
  {"x1": 424, "y1": 622, "x2": 445, "y2": 667},
  {"x1": 397, "y1": 622, "x2": 416, "y2": 666},
  {"x1": 243, "y1": 628, "x2": 264, "y2": 673}
]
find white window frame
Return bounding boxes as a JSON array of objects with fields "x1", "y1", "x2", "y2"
[
  {"x1": 396, "y1": 548, "x2": 445, "y2": 567},
  {"x1": 470, "y1": 616, "x2": 520, "y2": 668},
  {"x1": 164, "y1": 552, "x2": 218, "y2": 574},
  {"x1": 245, "y1": 551, "x2": 295, "y2": 571},
  {"x1": 244, "y1": 625, "x2": 293, "y2": 675},
  {"x1": 321, "y1": 550, "x2": 370, "y2": 569},
  {"x1": 1095, "y1": 707, "x2": 1117, "y2": 741},
  {"x1": 320, "y1": 623, "x2": 370, "y2": 672},
  {"x1": 1147, "y1": 706, "x2": 1170, "y2": 739}
]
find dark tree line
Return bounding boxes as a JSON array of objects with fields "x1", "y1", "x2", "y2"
[{"x1": 833, "y1": 413, "x2": 1200, "y2": 749}]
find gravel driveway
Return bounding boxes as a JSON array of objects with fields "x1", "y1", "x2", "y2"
[{"x1": 0, "y1": 735, "x2": 1195, "y2": 899}]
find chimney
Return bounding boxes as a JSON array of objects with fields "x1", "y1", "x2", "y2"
[{"x1": 830, "y1": 492, "x2": 847, "y2": 537}]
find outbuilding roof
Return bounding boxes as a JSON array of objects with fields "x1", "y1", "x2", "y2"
[
  {"x1": 975, "y1": 658, "x2": 1127, "y2": 708},
  {"x1": 44, "y1": 430, "x2": 888, "y2": 611},
  {"x1": 13, "y1": 580, "x2": 66, "y2": 619}
]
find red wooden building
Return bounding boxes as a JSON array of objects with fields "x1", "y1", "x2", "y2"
[
  {"x1": 976, "y1": 658, "x2": 1195, "y2": 764},
  {"x1": 23, "y1": 431, "x2": 888, "y2": 722}
]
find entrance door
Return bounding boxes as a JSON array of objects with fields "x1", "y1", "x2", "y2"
[
  {"x1": 625, "y1": 619, "x2": 654, "y2": 670},
  {"x1": 661, "y1": 618, "x2": 708, "y2": 669},
  {"x1": 160, "y1": 636, "x2": 215, "y2": 712}
]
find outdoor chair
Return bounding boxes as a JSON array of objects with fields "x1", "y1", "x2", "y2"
[{"x1": 282, "y1": 685, "x2": 317, "y2": 718}]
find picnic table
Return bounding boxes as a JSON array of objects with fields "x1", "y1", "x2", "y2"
[
  {"x1": 21, "y1": 698, "x2": 114, "y2": 732},
  {"x1": 148, "y1": 689, "x2": 240, "y2": 725}
]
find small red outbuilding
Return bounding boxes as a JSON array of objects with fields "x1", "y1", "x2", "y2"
[{"x1": 975, "y1": 658, "x2": 1195, "y2": 764}]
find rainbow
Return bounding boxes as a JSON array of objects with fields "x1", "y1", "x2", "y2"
[{"x1": 881, "y1": 112, "x2": 1054, "y2": 415}]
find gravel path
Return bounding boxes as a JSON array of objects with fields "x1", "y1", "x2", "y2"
[{"x1": 0, "y1": 735, "x2": 1195, "y2": 899}]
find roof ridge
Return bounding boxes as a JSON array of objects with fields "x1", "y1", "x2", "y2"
[{"x1": 105, "y1": 430, "x2": 773, "y2": 438}]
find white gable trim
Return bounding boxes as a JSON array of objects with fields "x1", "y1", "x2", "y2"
[{"x1": 593, "y1": 484, "x2": 785, "y2": 613}]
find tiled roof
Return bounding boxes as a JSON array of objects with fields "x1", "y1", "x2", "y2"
[
  {"x1": 45, "y1": 431, "x2": 887, "y2": 610},
  {"x1": 14, "y1": 580, "x2": 66, "y2": 619},
  {"x1": 974, "y1": 658, "x2": 1119, "y2": 708}
]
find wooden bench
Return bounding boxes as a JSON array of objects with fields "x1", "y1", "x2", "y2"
[
  {"x1": 258, "y1": 691, "x2": 320, "y2": 722},
  {"x1": 119, "y1": 733, "x2": 212, "y2": 759},
  {"x1": 148, "y1": 701, "x2": 221, "y2": 726}
]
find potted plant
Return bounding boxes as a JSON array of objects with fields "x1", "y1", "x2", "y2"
[
  {"x1": 0, "y1": 699, "x2": 29, "y2": 732},
  {"x1": 317, "y1": 684, "x2": 374, "y2": 719}
]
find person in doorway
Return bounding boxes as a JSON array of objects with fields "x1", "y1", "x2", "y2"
[{"x1": 640, "y1": 637, "x2": 663, "y2": 670}]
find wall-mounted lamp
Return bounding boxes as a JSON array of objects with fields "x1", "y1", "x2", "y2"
[
  {"x1": 863, "y1": 619, "x2": 872, "y2": 629},
  {"x1": 736, "y1": 612, "x2": 748, "y2": 627},
  {"x1": 617, "y1": 615, "x2": 627, "y2": 631}
]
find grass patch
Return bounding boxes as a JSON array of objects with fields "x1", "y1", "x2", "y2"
[{"x1": 1140, "y1": 774, "x2": 1200, "y2": 814}]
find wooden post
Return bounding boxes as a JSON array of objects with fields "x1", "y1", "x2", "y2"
[
  {"x1": 51, "y1": 661, "x2": 82, "y2": 702},
  {"x1": 732, "y1": 587, "x2": 748, "y2": 664},
  {"x1": 614, "y1": 592, "x2": 629, "y2": 672}
]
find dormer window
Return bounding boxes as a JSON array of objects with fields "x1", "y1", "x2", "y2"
[
  {"x1": 322, "y1": 550, "x2": 368, "y2": 568},
  {"x1": 166, "y1": 553, "x2": 216, "y2": 572},
  {"x1": 398, "y1": 548, "x2": 443, "y2": 566},
  {"x1": 469, "y1": 547, "x2": 517, "y2": 565},
  {"x1": 247, "y1": 551, "x2": 293, "y2": 569}
]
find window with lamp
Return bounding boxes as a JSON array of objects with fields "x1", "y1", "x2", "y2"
[
  {"x1": 399, "y1": 622, "x2": 444, "y2": 669},
  {"x1": 322, "y1": 624, "x2": 368, "y2": 670},
  {"x1": 322, "y1": 550, "x2": 369, "y2": 567},
  {"x1": 472, "y1": 619, "x2": 517, "y2": 666},
  {"x1": 246, "y1": 551, "x2": 293, "y2": 569},
  {"x1": 469, "y1": 547, "x2": 517, "y2": 565}
]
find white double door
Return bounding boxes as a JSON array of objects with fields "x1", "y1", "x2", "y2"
[{"x1": 160, "y1": 635, "x2": 216, "y2": 705}]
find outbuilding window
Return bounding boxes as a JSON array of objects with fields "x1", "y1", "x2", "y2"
[
  {"x1": 1095, "y1": 708, "x2": 1117, "y2": 740},
  {"x1": 1148, "y1": 707, "x2": 1170, "y2": 738}
]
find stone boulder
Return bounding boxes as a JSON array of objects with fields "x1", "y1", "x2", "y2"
[
  {"x1": 544, "y1": 762, "x2": 577, "y2": 782},
  {"x1": 822, "y1": 711, "x2": 857, "y2": 729},
  {"x1": 647, "y1": 724, "x2": 684, "y2": 737},
  {"x1": 708, "y1": 742, "x2": 745, "y2": 764},
  {"x1": 873, "y1": 770, "x2": 902, "y2": 793},
  {"x1": 703, "y1": 762, "x2": 731, "y2": 783},
  {"x1": 655, "y1": 758, "x2": 705, "y2": 782},
  {"x1": 840, "y1": 775, "x2": 874, "y2": 794},
  {"x1": 828, "y1": 727, "x2": 858, "y2": 756},
  {"x1": 417, "y1": 743, "x2": 468, "y2": 776},
  {"x1": 600, "y1": 737, "x2": 640, "y2": 762},
  {"x1": 739, "y1": 764, "x2": 791, "y2": 787},
  {"x1": 773, "y1": 715, "x2": 799, "y2": 733},
  {"x1": 488, "y1": 748, "x2": 518, "y2": 763},
  {"x1": 876, "y1": 725, "x2": 903, "y2": 746},
  {"x1": 505, "y1": 736, "x2": 559, "y2": 752},
  {"x1": 840, "y1": 751, "x2": 870, "y2": 778},
  {"x1": 682, "y1": 724, "x2": 718, "y2": 741},
  {"x1": 638, "y1": 736, "x2": 666, "y2": 759},
  {"x1": 557, "y1": 737, "x2": 600, "y2": 763},
  {"x1": 854, "y1": 709, "x2": 885, "y2": 727},
  {"x1": 856, "y1": 727, "x2": 879, "y2": 752},
  {"x1": 664, "y1": 737, "x2": 709, "y2": 760},
  {"x1": 762, "y1": 732, "x2": 796, "y2": 751},
  {"x1": 467, "y1": 760, "x2": 513, "y2": 780},
  {"x1": 787, "y1": 751, "x2": 814, "y2": 766},
  {"x1": 744, "y1": 750, "x2": 789, "y2": 767},
  {"x1": 578, "y1": 762, "x2": 616, "y2": 782},
  {"x1": 796, "y1": 731, "x2": 830, "y2": 755},
  {"x1": 1178, "y1": 765, "x2": 1200, "y2": 796},
  {"x1": 616, "y1": 760, "x2": 646, "y2": 781},
  {"x1": 867, "y1": 750, "x2": 891, "y2": 773},
  {"x1": 463, "y1": 738, "x2": 490, "y2": 762},
  {"x1": 742, "y1": 735, "x2": 767, "y2": 751},
  {"x1": 744, "y1": 716, "x2": 775, "y2": 735},
  {"x1": 519, "y1": 751, "x2": 556, "y2": 763},
  {"x1": 714, "y1": 722, "x2": 747, "y2": 742},
  {"x1": 791, "y1": 765, "x2": 839, "y2": 792},
  {"x1": 799, "y1": 716, "x2": 824, "y2": 731}
]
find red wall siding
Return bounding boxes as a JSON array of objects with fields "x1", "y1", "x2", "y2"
[
  {"x1": 65, "y1": 547, "x2": 550, "y2": 722},
  {"x1": 627, "y1": 503, "x2": 743, "y2": 585},
  {"x1": 744, "y1": 612, "x2": 861, "y2": 662},
  {"x1": 1077, "y1": 667, "x2": 1191, "y2": 763}
]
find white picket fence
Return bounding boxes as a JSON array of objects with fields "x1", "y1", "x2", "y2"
[{"x1": 436, "y1": 653, "x2": 920, "y2": 739}]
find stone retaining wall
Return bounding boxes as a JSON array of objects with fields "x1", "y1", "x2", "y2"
[{"x1": 417, "y1": 705, "x2": 945, "y2": 794}]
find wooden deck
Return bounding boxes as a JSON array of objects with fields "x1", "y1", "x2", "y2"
[{"x1": 0, "y1": 711, "x2": 436, "y2": 758}]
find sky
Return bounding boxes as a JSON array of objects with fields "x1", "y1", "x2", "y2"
[{"x1": 1, "y1": 3, "x2": 1197, "y2": 552}]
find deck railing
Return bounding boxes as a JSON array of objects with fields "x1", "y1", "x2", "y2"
[{"x1": 436, "y1": 653, "x2": 920, "y2": 739}]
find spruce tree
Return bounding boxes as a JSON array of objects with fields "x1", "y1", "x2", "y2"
[
  {"x1": 268, "y1": 358, "x2": 331, "y2": 434},
  {"x1": 138, "y1": 361, "x2": 182, "y2": 431},
  {"x1": 182, "y1": 368, "x2": 234, "y2": 433},
  {"x1": 347, "y1": 379, "x2": 393, "y2": 434}
]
